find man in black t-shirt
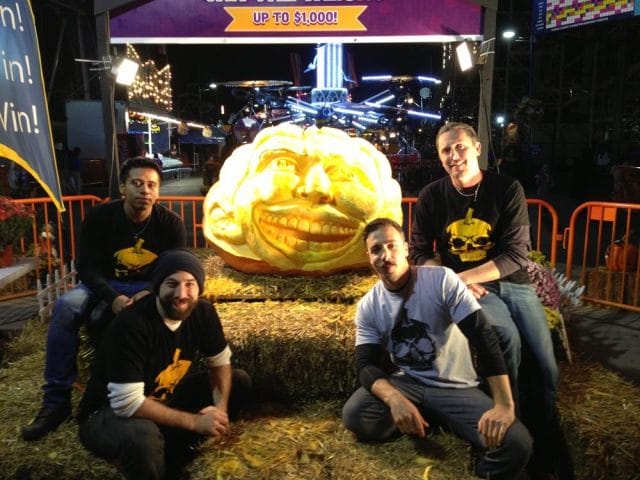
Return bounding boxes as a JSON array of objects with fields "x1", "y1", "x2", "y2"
[
  {"x1": 77, "y1": 249, "x2": 250, "y2": 480},
  {"x1": 23, "y1": 157, "x2": 186, "y2": 441},
  {"x1": 410, "y1": 123, "x2": 564, "y2": 478}
]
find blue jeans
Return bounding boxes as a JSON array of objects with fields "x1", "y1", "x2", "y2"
[
  {"x1": 42, "y1": 280, "x2": 149, "y2": 409},
  {"x1": 479, "y1": 282, "x2": 559, "y2": 417},
  {"x1": 342, "y1": 374, "x2": 532, "y2": 480}
]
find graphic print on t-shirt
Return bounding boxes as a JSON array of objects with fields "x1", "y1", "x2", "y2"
[
  {"x1": 390, "y1": 314, "x2": 437, "y2": 371},
  {"x1": 113, "y1": 238, "x2": 158, "y2": 277},
  {"x1": 152, "y1": 348, "x2": 192, "y2": 400},
  {"x1": 445, "y1": 208, "x2": 493, "y2": 262}
]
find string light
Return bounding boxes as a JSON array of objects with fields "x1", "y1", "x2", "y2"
[{"x1": 126, "y1": 44, "x2": 173, "y2": 111}]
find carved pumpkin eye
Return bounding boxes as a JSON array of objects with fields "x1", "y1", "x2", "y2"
[
  {"x1": 327, "y1": 165, "x2": 354, "y2": 181},
  {"x1": 268, "y1": 156, "x2": 298, "y2": 173}
]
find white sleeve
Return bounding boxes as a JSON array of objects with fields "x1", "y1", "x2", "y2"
[
  {"x1": 107, "y1": 382, "x2": 145, "y2": 418},
  {"x1": 204, "y1": 345, "x2": 232, "y2": 368}
]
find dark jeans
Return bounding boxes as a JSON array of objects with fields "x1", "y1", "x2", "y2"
[
  {"x1": 342, "y1": 374, "x2": 532, "y2": 480},
  {"x1": 43, "y1": 280, "x2": 149, "y2": 409},
  {"x1": 479, "y1": 282, "x2": 559, "y2": 417},
  {"x1": 78, "y1": 369, "x2": 251, "y2": 480}
]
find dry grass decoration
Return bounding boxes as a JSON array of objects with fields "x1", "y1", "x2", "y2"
[{"x1": 0, "y1": 251, "x2": 638, "y2": 479}]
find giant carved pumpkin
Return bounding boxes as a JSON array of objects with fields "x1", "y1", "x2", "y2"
[{"x1": 203, "y1": 124, "x2": 403, "y2": 275}]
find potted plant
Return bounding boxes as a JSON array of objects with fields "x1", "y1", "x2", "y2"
[{"x1": 0, "y1": 196, "x2": 34, "y2": 267}]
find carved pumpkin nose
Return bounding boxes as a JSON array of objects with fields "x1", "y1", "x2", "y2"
[{"x1": 298, "y1": 163, "x2": 332, "y2": 203}]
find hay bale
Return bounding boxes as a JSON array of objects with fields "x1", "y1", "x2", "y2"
[
  {"x1": 1, "y1": 257, "x2": 638, "y2": 479},
  {"x1": 188, "y1": 401, "x2": 477, "y2": 480},
  {"x1": 583, "y1": 268, "x2": 640, "y2": 307},
  {"x1": 218, "y1": 301, "x2": 358, "y2": 400},
  {"x1": 557, "y1": 359, "x2": 640, "y2": 480},
  {"x1": 0, "y1": 321, "x2": 119, "y2": 479},
  {"x1": 201, "y1": 254, "x2": 376, "y2": 302}
]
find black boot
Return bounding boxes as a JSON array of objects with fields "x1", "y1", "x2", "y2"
[{"x1": 22, "y1": 405, "x2": 72, "y2": 441}]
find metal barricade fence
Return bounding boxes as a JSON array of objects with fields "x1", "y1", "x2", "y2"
[
  {"x1": 12, "y1": 195, "x2": 104, "y2": 288},
  {"x1": 564, "y1": 201, "x2": 640, "y2": 311},
  {"x1": 8, "y1": 195, "x2": 561, "y2": 293}
]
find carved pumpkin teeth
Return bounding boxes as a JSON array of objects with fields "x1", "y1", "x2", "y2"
[
  {"x1": 259, "y1": 213, "x2": 356, "y2": 241},
  {"x1": 260, "y1": 222, "x2": 349, "y2": 253}
]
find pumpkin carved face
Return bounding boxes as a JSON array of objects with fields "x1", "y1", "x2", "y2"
[{"x1": 203, "y1": 124, "x2": 403, "y2": 274}]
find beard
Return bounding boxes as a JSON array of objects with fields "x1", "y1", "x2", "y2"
[{"x1": 158, "y1": 295, "x2": 198, "y2": 321}]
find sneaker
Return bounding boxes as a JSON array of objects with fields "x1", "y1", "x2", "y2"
[{"x1": 21, "y1": 405, "x2": 72, "y2": 441}]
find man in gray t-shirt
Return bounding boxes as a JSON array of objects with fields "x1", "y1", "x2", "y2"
[{"x1": 342, "y1": 218, "x2": 532, "y2": 480}]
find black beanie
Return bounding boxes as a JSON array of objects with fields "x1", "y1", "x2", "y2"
[{"x1": 150, "y1": 249, "x2": 205, "y2": 293}]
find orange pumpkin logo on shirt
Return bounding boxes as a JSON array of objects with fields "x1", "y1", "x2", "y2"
[
  {"x1": 114, "y1": 238, "x2": 158, "y2": 277},
  {"x1": 152, "y1": 349, "x2": 192, "y2": 401}
]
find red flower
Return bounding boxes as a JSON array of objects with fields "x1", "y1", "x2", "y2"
[{"x1": 0, "y1": 196, "x2": 33, "y2": 247}]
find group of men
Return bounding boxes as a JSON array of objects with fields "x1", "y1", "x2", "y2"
[{"x1": 21, "y1": 123, "x2": 565, "y2": 480}]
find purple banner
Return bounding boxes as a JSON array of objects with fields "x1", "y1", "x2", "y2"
[{"x1": 110, "y1": 0, "x2": 483, "y2": 44}]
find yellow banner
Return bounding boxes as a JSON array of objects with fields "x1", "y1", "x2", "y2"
[{"x1": 224, "y1": 6, "x2": 367, "y2": 33}]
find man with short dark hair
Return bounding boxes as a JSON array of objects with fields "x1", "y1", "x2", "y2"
[
  {"x1": 410, "y1": 122, "x2": 561, "y2": 477},
  {"x1": 77, "y1": 249, "x2": 250, "y2": 480},
  {"x1": 23, "y1": 157, "x2": 186, "y2": 441},
  {"x1": 343, "y1": 218, "x2": 532, "y2": 480}
]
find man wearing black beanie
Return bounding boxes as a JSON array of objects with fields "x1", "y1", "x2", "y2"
[{"x1": 76, "y1": 249, "x2": 250, "y2": 480}]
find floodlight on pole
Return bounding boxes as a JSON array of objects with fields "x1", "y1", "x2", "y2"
[
  {"x1": 455, "y1": 41, "x2": 475, "y2": 72},
  {"x1": 455, "y1": 38, "x2": 495, "y2": 72},
  {"x1": 112, "y1": 58, "x2": 139, "y2": 86},
  {"x1": 75, "y1": 56, "x2": 140, "y2": 86}
]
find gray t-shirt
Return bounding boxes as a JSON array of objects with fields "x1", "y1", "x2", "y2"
[{"x1": 355, "y1": 266, "x2": 481, "y2": 388}]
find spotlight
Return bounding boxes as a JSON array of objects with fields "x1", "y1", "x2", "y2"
[
  {"x1": 455, "y1": 41, "x2": 476, "y2": 72},
  {"x1": 502, "y1": 29, "x2": 516, "y2": 40},
  {"x1": 112, "y1": 58, "x2": 139, "y2": 86},
  {"x1": 75, "y1": 56, "x2": 140, "y2": 86}
]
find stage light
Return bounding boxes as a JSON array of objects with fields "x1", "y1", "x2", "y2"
[
  {"x1": 75, "y1": 55, "x2": 140, "y2": 86},
  {"x1": 362, "y1": 75, "x2": 392, "y2": 81},
  {"x1": 364, "y1": 95, "x2": 396, "y2": 107},
  {"x1": 407, "y1": 110, "x2": 441, "y2": 121},
  {"x1": 333, "y1": 106, "x2": 368, "y2": 116},
  {"x1": 417, "y1": 76, "x2": 442, "y2": 84},
  {"x1": 285, "y1": 99, "x2": 319, "y2": 116},
  {"x1": 502, "y1": 29, "x2": 516, "y2": 40},
  {"x1": 455, "y1": 41, "x2": 475, "y2": 72},
  {"x1": 355, "y1": 115, "x2": 380, "y2": 125},
  {"x1": 112, "y1": 58, "x2": 139, "y2": 86}
]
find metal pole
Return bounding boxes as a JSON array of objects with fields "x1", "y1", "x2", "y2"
[
  {"x1": 47, "y1": 16, "x2": 66, "y2": 102},
  {"x1": 477, "y1": 2, "x2": 497, "y2": 169},
  {"x1": 95, "y1": 11, "x2": 120, "y2": 198}
]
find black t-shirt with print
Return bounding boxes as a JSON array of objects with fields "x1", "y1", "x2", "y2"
[
  {"x1": 411, "y1": 170, "x2": 531, "y2": 284},
  {"x1": 76, "y1": 199, "x2": 186, "y2": 305},
  {"x1": 77, "y1": 295, "x2": 227, "y2": 422}
]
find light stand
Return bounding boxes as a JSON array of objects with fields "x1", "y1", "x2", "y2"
[{"x1": 76, "y1": 54, "x2": 139, "y2": 198}]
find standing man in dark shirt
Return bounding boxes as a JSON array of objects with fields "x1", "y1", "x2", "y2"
[
  {"x1": 409, "y1": 123, "x2": 562, "y2": 478},
  {"x1": 77, "y1": 249, "x2": 250, "y2": 480},
  {"x1": 22, "y1": 157, "x2": 186, "y2": 441}
]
